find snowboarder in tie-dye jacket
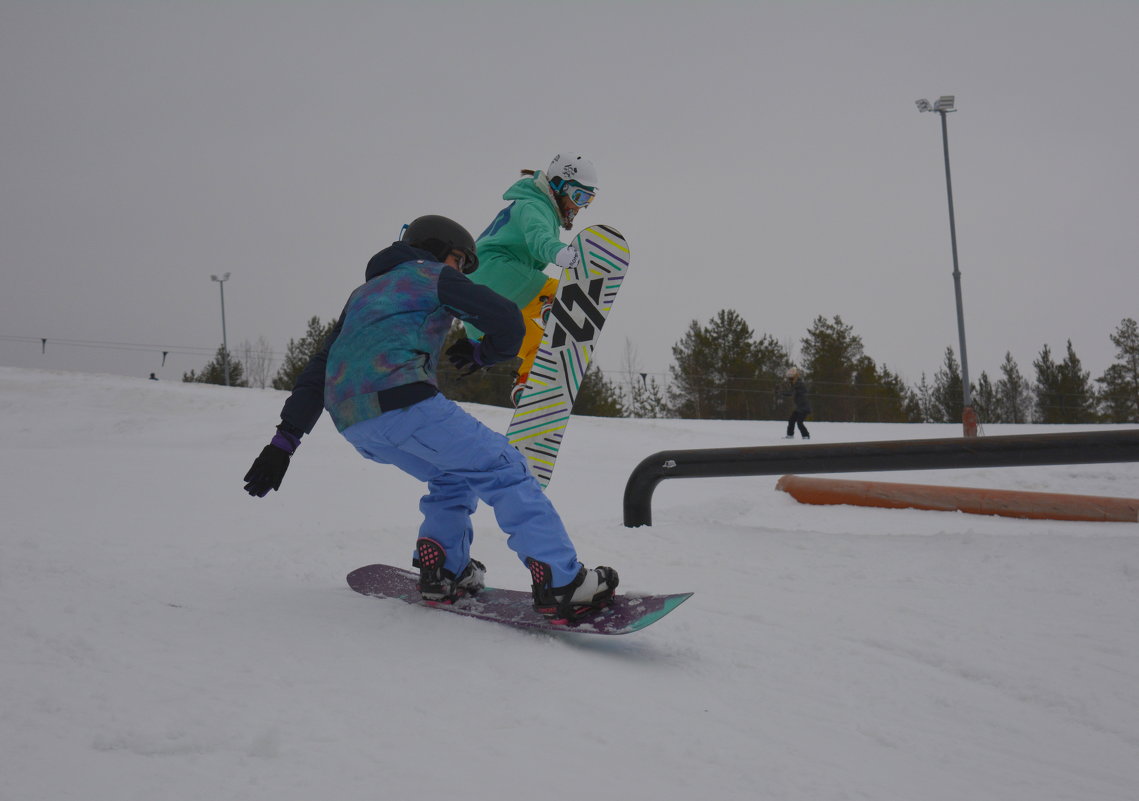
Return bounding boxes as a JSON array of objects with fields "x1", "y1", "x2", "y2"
[{"x1": 242, "y1": 214, "x2": 618, "y2": 622}]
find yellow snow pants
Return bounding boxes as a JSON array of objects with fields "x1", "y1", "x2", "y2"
[{"x1": 514, "y1": 276, "x2": 560, "y2": 386}]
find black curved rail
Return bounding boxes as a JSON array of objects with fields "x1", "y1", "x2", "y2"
[{"x1": 623, "y1": 429, "x2": 1139, "y2": 527}]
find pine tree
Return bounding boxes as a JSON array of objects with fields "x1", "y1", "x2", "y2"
[
  {"x1": 574, "y1": 365, "x2": 625, "y2": 417},
  {"x1": 183, "y1": 345, "x2": 247, "y2": 386},
  {"x1": 704, "y1": 310, "x2": 766, "y2": 420},
  {"x1": 1096, "y1": 317, "x2": 1139, "y2": 422},
  {"x1": 667, "y1": 320, "x2": 712, "y2": 418},
  {"x1": 931, "y1": 347, "x2": 964, "y2": 423},
  {"x1": 915, "y1": 373, "x2": 940, "y2": 423},
  {"x1": 627, "y1": 374, "x2": 669, "y2": 418},
  {"x1": 618, "y1": 339, "x2": 668, "y2": 418},
  {"x1": 751, "y1": 333, "x2": 792, "y2": 420},
  {"x1": 1033, "y1": 344, "x2": 1061, "y2": 422},
  {"x1": 900, "y1": 376, "x2": 925, "y2": 423},
  {"x1": 272, "y1": 316, "x2": 337, "y2": 391},
  {"x1": 995, "y1": 351, "x2": 1032, "y2": 423},
  {"x1": 850, "y1": 360, "x2": 919, "y2": 423},
  {"x1": 848, "y1": 356, "x2": 876, "y2": 423},
  {"x1": 1058, "y1": 340, "x2": 1097, "y2": 422},
  {"x1": 1034, "y1": 341, "x2": 1096, "y2": 423},
  {"x1": 973, "y1": 371, "x2": 997, "y2": 424},
  {"x1": 668, "y1": 310, "x2": 788, "y2": 420},
  {"x1": 799, "y1": 315, "x2": 865, "y2": 421}
]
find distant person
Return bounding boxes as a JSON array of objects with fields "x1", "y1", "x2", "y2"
[
  {"x1": 465, "y1": 152, "x2": 599, "y2": 405},
  {"x1": 148, "y1": 373, "x2": 158, "y2": 380},
  {"x1": 782, "y1": 367, "x2": 811, "y2": 440},
  {"x1": 240, "y1": 214, "x2": 618, "y2": 622}
]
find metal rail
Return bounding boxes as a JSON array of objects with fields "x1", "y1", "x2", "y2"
[{"x1": 622, "y1": 429, "x2": 1139, "y2": 527}]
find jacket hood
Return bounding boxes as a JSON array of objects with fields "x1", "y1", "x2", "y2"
[
  {"x1": 365, "y1": 242, "x2": 436, "y2": 281},
  {"x1": 503, "y1": 172, "x2": 559, "y2": 210}
]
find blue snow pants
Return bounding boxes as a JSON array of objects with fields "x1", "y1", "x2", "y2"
[{"x1": 340, "y1": 393, "x2": 582, "y2": 586}]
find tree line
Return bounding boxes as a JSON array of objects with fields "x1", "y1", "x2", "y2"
[{"x1": 184, "y1": 312, "x2": 1139, "y2": 425}]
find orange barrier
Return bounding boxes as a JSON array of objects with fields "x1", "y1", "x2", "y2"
[{"x1": 775, "y1": 474, "x2": 1139, "y2": 523}]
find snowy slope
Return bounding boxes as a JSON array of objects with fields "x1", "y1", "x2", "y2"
[{"x1": 1, "y1": 366, "x2": 1137, "y2": 801}]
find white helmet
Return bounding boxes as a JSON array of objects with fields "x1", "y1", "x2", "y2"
[{"x1": 547, "y1": 152, "x2": 598, "y2": 189}]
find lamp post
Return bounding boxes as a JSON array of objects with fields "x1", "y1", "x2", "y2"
[
  {"x1": 210, "y1": 272, "x2": 231, "y2": 386},
  {"x1": 915, "y1": 95, "x2": 977, "y2": 436}
]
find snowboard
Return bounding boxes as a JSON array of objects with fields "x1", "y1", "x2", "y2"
[
  {"x1": 506, "y1": 224, "x2": 630, "y2": 489},
  {"x1": 346, "y1": 563, "x2": 690, "y2": 636}
]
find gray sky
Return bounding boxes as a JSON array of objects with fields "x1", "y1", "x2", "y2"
[{"x1": 3, "y1": 1, "x2": 1137, "y2": 395}]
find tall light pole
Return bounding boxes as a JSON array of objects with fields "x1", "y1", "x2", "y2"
[
  {"x1": 915, "y1": 95, "x2": 977, "y2": 436},
  {"x1": 210, "y1": 272, "x2": 231, "y2": 386}
]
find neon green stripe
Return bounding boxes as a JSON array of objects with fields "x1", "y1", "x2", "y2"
[
  {"x1": 508, "y1": 418, "x2": 569, "y2": 441},
  {"x1": 587, "y1": 254, "x2": 623, "y2": 274},
  {"x1": 588, "y1": 229, "x2": 629, "y2": 255}
]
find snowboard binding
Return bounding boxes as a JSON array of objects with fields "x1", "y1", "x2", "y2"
[
  {"x1": 526, "y1": 559, "x2": 619, "y2": 624},
  {"x1": 412, "y1": 538, "x2": 485, "y2": 604}
]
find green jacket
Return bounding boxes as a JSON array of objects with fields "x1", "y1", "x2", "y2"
[{"x1": 470, "y1": 172, "x2": 565, "y2": 312}]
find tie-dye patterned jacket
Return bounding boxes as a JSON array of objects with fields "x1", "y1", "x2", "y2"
[{"x1": 278, "y1": 242, "x2": 523, "y2": 435}]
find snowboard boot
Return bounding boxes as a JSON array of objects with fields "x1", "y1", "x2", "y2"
[
  {"x1": 413, "y1": 538, "x2": 485, "y2": 603},
  {"x1": 526, "y1": 558, "x2": 619, "y2": 623}
]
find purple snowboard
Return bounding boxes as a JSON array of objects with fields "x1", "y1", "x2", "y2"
[{"x1": 346, "y1": 564, "x2": 691, "y2": 636}]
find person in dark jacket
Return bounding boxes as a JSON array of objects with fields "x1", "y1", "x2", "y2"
[
  {"x1": 782, "y1": 367, "x2": 811, "y2": 440},
  {"x1": 242, "y1": 215, "x2": 618, "y2": 621}
]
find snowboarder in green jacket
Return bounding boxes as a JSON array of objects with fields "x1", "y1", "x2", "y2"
[{"x1": 466, "y1": 152, "x2": 599, "y2": 405}]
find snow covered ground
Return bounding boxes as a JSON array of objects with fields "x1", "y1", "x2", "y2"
[{"x1": 2, "y1": 365, "x2": 1137, "y2": 801}]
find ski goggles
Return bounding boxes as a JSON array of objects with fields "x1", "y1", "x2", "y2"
[
  {"x1": 450, "y1": 247, "x2": 479, "y2": 275},
  {"x1": 563, "y1": 183, "x2": 596, "y2": 208}
]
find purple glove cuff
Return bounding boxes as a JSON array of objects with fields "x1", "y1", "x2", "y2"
[
  {"x1": 271, "y1": 429, "x2": 301, "y2": 454},
  {"x1": 471, "y1": 341, "x2": 485, "y2": 366}
]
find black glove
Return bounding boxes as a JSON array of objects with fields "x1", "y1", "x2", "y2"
[
  {"x1": 243, "y1": 429, "x2": 300, "y2": 497},
  {"x1": 446, "y1": 338, "x2": 484, "y2": 377}
]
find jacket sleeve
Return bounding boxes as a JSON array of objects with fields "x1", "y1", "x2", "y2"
[
  {"x1": 278, "y1": 313, "x2": 344, "y2": 436},
  {"x1": 515, "y1": 200, "x2": 565, "y2": 265},
  {"x1": 438, "y1": 268, "x2": 524, "y2": 365}
]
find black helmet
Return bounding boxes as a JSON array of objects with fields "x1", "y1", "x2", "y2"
[{"x1": 400, "y1": 215, "x2": 479, "y2": 274}]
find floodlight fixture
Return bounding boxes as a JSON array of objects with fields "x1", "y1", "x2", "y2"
[
  {"x1": 915, "y1": 98, "x2": 933, "y2": 113},
  {"x1": 934, "y1": 95, "x2": 956, "y2": 112}
]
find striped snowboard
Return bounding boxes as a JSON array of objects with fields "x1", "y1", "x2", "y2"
[
  {"x1": 506, "y1": 224, "x2": 630, "y2": 488},
  {"x1": 346, "y1": 563, "x2": 691, "y2": 636}
]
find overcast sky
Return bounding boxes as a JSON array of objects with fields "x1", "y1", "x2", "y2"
[{"x1": 3, "y1": 1, "x2": 1137, "y2": 395}]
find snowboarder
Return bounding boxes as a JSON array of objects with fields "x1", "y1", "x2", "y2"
[
  {"x1": 782, "y1": 367, "x2": 811, "y2": 440},
  {"x1": 241, "y1": 214, "x2": 618, "y2": 620},
  {"x1": 465, "y1": 153, "x2": 600, "y2": 405}
]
